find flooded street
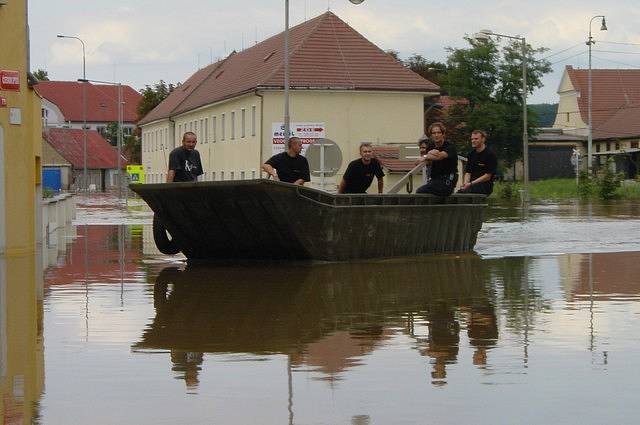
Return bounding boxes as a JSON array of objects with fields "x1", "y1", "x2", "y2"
[{"x1": 6, "y1": 194, "x2": 640, "y2": 424}]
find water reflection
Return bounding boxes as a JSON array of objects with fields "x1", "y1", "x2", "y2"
[
  {"x1": 136, "y1": 256, "x2": 529, "y2": 388},
  {"x1": 0, "y1": 254, "x2": 43, "y2": 424}
]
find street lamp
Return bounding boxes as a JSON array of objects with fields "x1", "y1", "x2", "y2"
[
  {"x1": 587, "y1": 15, "x2": 607, "y2": 174},
  {"x1": 78, "y1": 78, "x2": 125, "y2": 199},
  {"x1": 282, "y1": 0, "x2": 365, "y2": 143},
  {"x1": 475, "y1": 29, "x2": 529, "y2": 201},
  {"x1": 57, "y1": 34, "x2": 88, "y2": 191}
]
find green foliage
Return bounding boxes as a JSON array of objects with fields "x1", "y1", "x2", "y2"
[
  {"x1": 529, "y1": 103, "x2": 558, "y2": 127},
  {"x1": 498, "y1": 181, "x2": 517, "y2": 200},
  {"x1": 43, "y1": 187, "x2": 56, "y2": 198},
  {"x1": 137, "y1": 80, "x2": 179, "y2": 120},
  {"x1": 442, "y1": 37, "x2": 552, "y2": 166},
  {"x1": 577, "y1": 171, "x2": 594, "y2": 199},
  {"x1": 123, "y1": 133, "x2": 141, "y2": 164},
  {"x1": 597, "y1": 158, "x2": 623, "y2": 199},
  {"x1": 102, "y1": 121, "x2": 119, "y2": 146},
  {"x1": 403, "y1": 54, "x2": 448, "y2": 89},
  {"x1": 32, "y1": 69, "x2": 49, "y2": 81}
]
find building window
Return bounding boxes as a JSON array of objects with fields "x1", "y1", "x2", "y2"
[
  {"x1": 220, "y1": 171, "x2": 225, "y2": 180},
  {"x1": 178, "y1": 124, "x2": 182, "y2": 141},
  {"x1": 230, "y1": 171, "x2": 235, "y2": 180},
  {"x1": 251, "y1": 170, "x2": 256, "y2": 179},
  {"x1": 596, "y1": 143, "x2": 601, "y2": 153},
  {"x1": 251, "y1": 105, "x2": 256, "y2": 136},
  {"x1": 212, "y1": 116, "x2": 217, "y2": 142},
  {"x1": 631, "y1": 141, "x2": 639, "y2": 149},
  {"x1": 204, "y1": 118, "x2": 208, "y2": 142},
  {"x1": 212, "y1": 171, "x2": 216, "y2": 181},
  {"x1": 240, "y1": 171, "x2": 245, "y2": 180},
  {"x1": 241, "y1": 108, "x2": 246, "y2": 139},
  {"x1": 189, "y1": 121, "x2": 193, "y2": 132},
  {"x1": 231, "y1": 111, "x2": 236, "y2": 140},
  {"x1": 566, "y1": 112, "x2": 570, "y2": 122},
  {"x1": 606, "y1": 142, "x2": 611, "y2": 151},
  {"x1": 221, "y1": 114, "x2": 226, "y2": 140},
  {"x1": 615, "y1": 142, "x2": 620, "y2": 150}
]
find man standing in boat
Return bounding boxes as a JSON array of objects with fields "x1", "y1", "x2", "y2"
[
  {"x1": 166, "y1": 131, "x2": 203, "y2": 183},
  {"x1": 415, "y1": 122, "x2": 458, "y2": 196},
  {"x1": 262, "y1": 136, "x2": 310, "y2": 185},
  {"x1": 338, "y1": 142, "x2": 385, "y2": 194},
  {"x1": 457, "y1": 130, "x2": 497, "y2": 195}
]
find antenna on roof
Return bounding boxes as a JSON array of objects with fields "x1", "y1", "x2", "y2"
[
  {"x1": 241, "y1": 33, "x2": 244, "y2": 51},
  {"x1": 327, "y1": 0, "x2": 331, "y2": 11},
  {"x1": 255, "y1": 26, "x2": 258, "y2": 45},
  {"x1": 210, "y1": 47, "x2": 213, "y2": 64}
]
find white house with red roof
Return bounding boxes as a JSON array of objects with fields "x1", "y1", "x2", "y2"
[
  {"x1": 532, "y1": 65, "x2": 640, "y2": 179},
  {"x1": 139, "y1": 12, "x2": 439, "y2": 191},
  {"x1": 35, "y1": 81, "x2": 142, "y2": 139}
]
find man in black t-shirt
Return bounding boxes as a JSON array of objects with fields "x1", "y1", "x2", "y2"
[
  {"x1": 338, "y1": 142, "x2": 385, "y2": 194},
  {"x1": 167, "y1": 131, "x2": 203, "y2": 182},
  {"x1": 416, "y1": 122, "x2": 458, "y2": 196},
  {"x1": 262, "y1": 137, "x2": 310, "y2": 185},
  {"x1": 457, "y1": 130, "x2": 497, "y2": 195}
]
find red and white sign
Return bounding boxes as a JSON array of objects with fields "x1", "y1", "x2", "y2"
[
  {"x1": 0, "y1": 70, "x2": 20, "y2": 91},
  {"x1": 271, "y1": 122, "x2": 326, "y2": 155},
  {"x1": 0, "y1": 96, "x2": 6, "y2": 107}
]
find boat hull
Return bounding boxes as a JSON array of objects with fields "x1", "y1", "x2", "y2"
[{"x1": 130, "y1": 179, "x2": 486, "y2": 261}]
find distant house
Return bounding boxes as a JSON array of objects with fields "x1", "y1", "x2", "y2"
[
  {"x1": 35, "y1": 81, "x2": 142, "y2": 140},
  {"x1": 533, "y1": 65, "x2": 640, "y2": 179},
  {"x1": 139, "y1": 12, "x2": 439, "y2": 190},
  {"x1": 43, "y1": 128, "x2": 127, "y2": 191}
]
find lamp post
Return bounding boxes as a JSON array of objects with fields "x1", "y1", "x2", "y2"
[
  {"x1": 57, "y1": 34, "x2": 88, "y2": 191},
  {"x1": 282, "y1": 0, "x2": 365, "y2": 144},
  {"x1": 475, "y1": 29, "x2": 529, "y2": 201},
  {"x1": 587, "y1": 15, "x2": 607, "y2": 174},
  {"x1": 78, "y1": 78, "x2": 124, "y2": 199}
]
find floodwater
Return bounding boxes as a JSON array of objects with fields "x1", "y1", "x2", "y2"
[{"x1": 4, "y1": 194, "x2": 640, "y2": 424}]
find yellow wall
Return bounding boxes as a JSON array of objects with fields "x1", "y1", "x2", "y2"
[
  {"x1": 141, "y1": 89, "x2": 426, "y2": 191},
  {"x1": 0, "y1": 0, "x2": 42, "y2": 254},
  {"x1": 0, "y1": 255, "x2": 43, "y2": 424}
]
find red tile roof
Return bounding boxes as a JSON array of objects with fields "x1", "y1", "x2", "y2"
[
  {"x1": 566, "y1": 65, "x2": 640, "y2": 139},
  {"x1": 140, "y1": 12, "x2": 438, "y2": 125},
  {"x1": 35, "y1": 81, "x2": 142, "y2": 123},
  {"x1": 44, "y1": 128, "x2": 127, "y2": 169},
  {"x1": 372, "y1": 145, "x2": 416, "y2": 172}
]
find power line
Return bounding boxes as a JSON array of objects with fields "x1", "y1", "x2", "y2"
[
  {"x1": 541, "y1": 43, "x2": 584, "y2": 60},
  {"x1": 550, "y1": 51, "x2": 585, "y2": 65},
  {"x1": 593, "y1": 49, "x2": 640, "y2": 55},
  {"x1": 591, "y1": 55, "x2": 640, "y2": 69},
  {"x1": 598, "y1": 40, "x2": 640, "y2": 47}
]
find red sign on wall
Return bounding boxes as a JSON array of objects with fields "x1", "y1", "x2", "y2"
[
  {"x1": 0, "y1": 70, "x2": 20, "y2": 91},
  {"x1": 0, "y1": 96, "x2": 7, "y2": 107}
]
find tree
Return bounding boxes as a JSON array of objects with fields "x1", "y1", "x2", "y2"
[
  {"x1": 442, "y1": 37, "x2": 551, "y2": 166},
  {"x1": 123, "y1": 132, "x2": 141, "y2": 164},
  {"x1": 33, "y1": 69, "x2": 49, "y2": 81},
  {"x1": 137, "y1": 80, "x2": 179, "y2": 120},
  {"x1": 403, "y1": 54, "x2": 448, "y2": 89}
]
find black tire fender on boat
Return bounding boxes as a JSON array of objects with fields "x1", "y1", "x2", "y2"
[{"x1": 153, "y1": 215, "x2": 181, "y2": 255}]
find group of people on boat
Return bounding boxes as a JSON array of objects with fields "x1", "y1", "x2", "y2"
[{"x1": 165, "y1": 122, "x2": 497, "y2": 196}]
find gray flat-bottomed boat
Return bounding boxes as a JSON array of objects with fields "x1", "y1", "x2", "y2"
[{"x1": 131, "y1": 179, "x2": 486, "y2": 261}]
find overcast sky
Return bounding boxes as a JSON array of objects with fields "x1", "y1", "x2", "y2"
[{"x1": 29, "y1": 0, "x2": 639, "y2": 104}]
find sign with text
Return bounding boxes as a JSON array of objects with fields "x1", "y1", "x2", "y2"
[
  {"x1": 0, "y1": 70, "x2": 20, "y2": 91},
  {"x1": 271, "y1": 122, "x2": 325, "y2": 155},
  {"x1": 0, "y1": 96, "x2": 6, "y2": 107}
]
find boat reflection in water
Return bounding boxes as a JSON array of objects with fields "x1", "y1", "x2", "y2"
[{"x1": 135, "y1": 255, "x2": 501, "y2": 388}]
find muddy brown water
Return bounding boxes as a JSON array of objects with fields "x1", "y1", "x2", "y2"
[{"x1": 5, "y1": 195, "x2": 640, "y2": 424}]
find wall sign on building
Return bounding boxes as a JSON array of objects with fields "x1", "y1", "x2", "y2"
[
  {"x1": 272, "y1": 122, "x2": 325, "y2": 155},
  {"x1": 0, "y1": 70, "x2": 20, "y2": 91},
  {"x1": 0, "y1": 96, "x2": 6, "y2": 107},
  {"x1": 126, "y1": 165, "x2": 145, "y2": 184}
]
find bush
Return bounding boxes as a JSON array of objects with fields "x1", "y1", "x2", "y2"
[
  {"x1": 577, "y1": 171, "x2": 594, "y2": 199},
  {"x1": 597, "y1": 158, "x2": 623, "y2": 200},
  {"x1": 498, "y1": 181, "x2": 516, "y2": 200}
]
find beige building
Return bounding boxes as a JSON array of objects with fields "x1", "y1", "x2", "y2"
[
  {"x1": 539, "y1": 65, "x2": 640, "y2": 178},
  {"x1": 140, "y1": 12, "x2": 438, "y2": 192}
]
